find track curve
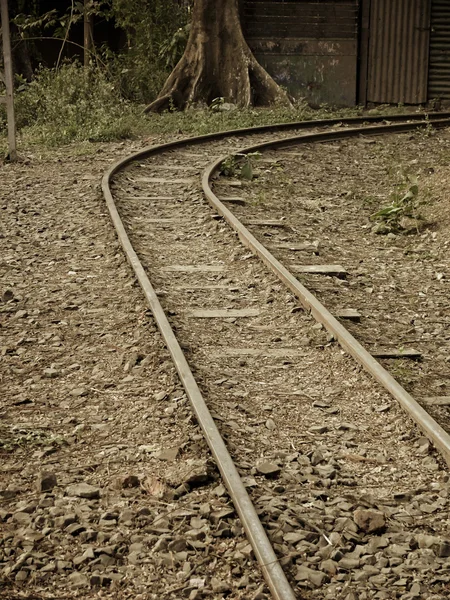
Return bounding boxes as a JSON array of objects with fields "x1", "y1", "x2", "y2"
[
  {"x1": 103, "y1": 114, "x2": 450, "y2": 600},
  {"x1": 201, "y1": 119, "x2": 450, "y2": 467}
]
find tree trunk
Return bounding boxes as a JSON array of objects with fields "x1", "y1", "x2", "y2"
[{"x1": 145, "y1": 0, "x2": 291, "y2": 112}]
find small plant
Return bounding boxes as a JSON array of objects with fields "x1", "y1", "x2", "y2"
[
  {"x1": 220, "y1": 155, "x2": 237, "y2": 177},
  {"x1": 370, "y1": 168, "x2": 428, "y2": 234},
  {"x1": 415, "y1": 119, "x2": 435, "y2": 139},
  {"x1": 219, "y1": 151, "x2": 261, "y2": 180}
]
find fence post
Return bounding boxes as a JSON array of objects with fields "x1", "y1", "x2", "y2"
[{"x1": 0, "y1": 0, "x2": 17, "y2": 161}]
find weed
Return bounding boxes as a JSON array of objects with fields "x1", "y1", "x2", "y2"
[
  {"x1": 220, "y1": 155, "x2": 237, "y2": 177},
  {"x1": 370, "y1": 168, "x2": 429, "y2": 234},
  {"x1": 220, "y1": 151, "x2": 261, "y2": 180},
  {"x1": 0, "y1": 424, "x2": 66, "y2": 453}
]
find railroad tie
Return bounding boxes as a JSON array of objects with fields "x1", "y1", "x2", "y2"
[
  {"x1": 268, "y1": 242, "x2": 320, "y2": 252},
  {"x1": 335, "y1": 309, "x2": 361, "y2": 322},
  {"x1": 218, "y1": 197, "x2": 247, "y2": 205},
  {"x1": 423, "y1": 397, "x2": 450, "y2": 406},
  {"x1": 186, "y1": 309, "x2": 260, "y2": 319},
  {"x1": 160, "y1": 265, "x2": 225, "y2": 273},
  {"x1": 142, "y1": 164, "x2": 199, "y2": 172},
  {"x1": 371, "y1": 348, "x2": 422, "y2": 359},
  {"x1": 242, "y1": 219, "x2": 287, "y2": 228},
  {"x1": 291, "y1": 264, "x2": 347, "y2": 277},
  {"x1": 208, "y1": 347, "x2": 306, "y2": 358},
  {"x1": 133, "y1": 177, "x2": 194, "y2": 184}
]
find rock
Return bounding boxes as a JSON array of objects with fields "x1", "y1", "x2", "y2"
[
  {"x1": 127, "y1": 551, "x2": 141, "y2": 565},
  {"x1": 354, "y1": 570, "x2": 370, "y2": 583},
  {"x1": 284, "y1": 532, "x2": 305, "y2": 545},
  {"x1": 66, "y1": 482, "x2": 100, "y2": 499},
  {"x1": 156, "y1": 447, "x2": 179, "y2": 461},
  {"x1": 295, "y1": 565, "x2": 328, "y2": 587},
  {"x1": 416, "y1": 437, "x2": 430, "y2": 454},
  {"x1": 43, "y1": 368, "x2": 59, "y2": 378},
  {"x1": 74, "y1": 547, "x2": 95, "y2": 565},
  {"x1": 354, "y1": 509, "x2": 385, "y2": 533},
  {"x1": 2, "y1": 289, "x2": 14, "y2": 303},
  {"x1": 165, "y1": 459, "x2": 214, "y2": 489},
  {"x1": 437, "y1": 541, "x2": 450, "y2": 558},
  {"x1": 265, "y1": 418, "x2": 276, "y2": 430},
  {"x1": 119, "y1": 509, "x2": 135, "y2": 523},
  {"x1": 321, "y1": 559, "x2": 338, "y2": 575},
  {"x1": 37, "y1": 472, "x2": 57, "y2": 493},
  {"x1": 66, "y1": 523, "x2": 86, "y2": 536},
  {"x1": 15, "y1": 570, "x2": 28, "y2": 583},
  {"x1": 69, "y1": 572, "x2": 88, "y2": 588},
  {"x1": 168, "y1": 538, "x2": 186, "y2": 552},
  {"x1": 69, "y1": 387, "x2": 88, "y2": 397},
  {"x1": 55, "y1": 513, "x2": 77, "y2": 528},
  {"x1": 388, "y1": 544, "x2": 410, "y2": 558},
  {"x1": 310, "y1": 425, "x2": 329, "y2": 434},
  {"x1": 256, "y1": 461, "x2": 281, "y2": 478},
  {"x1": 210, "y1": 507, "x2": 234, "y2": 524},
  {"x1": 311, "y1": 449, "x2": 325, "y2": 466},
  {"x1": 339, "y1": 557, "x2": 360, "y2": 570},
  {"x1": 218, "y1": 102, "x2": 237, "y2": 112},
  {"x1": 211, "y1": 578, "x2": 231, "y2": 594},
  {"x1": 13, "y1": 512, "x2": 31, "y2": 525},
  {"x1": 337, "y1": 422, "x2": 359, "y2": 431}
]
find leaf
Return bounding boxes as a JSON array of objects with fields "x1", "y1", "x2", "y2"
[{"x1": 240, "y1": 161, "x2": 253, "y2": 180}]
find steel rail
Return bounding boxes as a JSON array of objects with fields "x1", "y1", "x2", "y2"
[
  {"x1": 102, "y1": 113, "x2": 450, "y2": 600},
  {"x1": 202, "y1": 118, "x2": 450, "y2": 467}
]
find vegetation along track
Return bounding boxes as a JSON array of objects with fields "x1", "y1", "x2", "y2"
[{"x1": 103, "y1": 114, "x2": 450, "y2": 600}]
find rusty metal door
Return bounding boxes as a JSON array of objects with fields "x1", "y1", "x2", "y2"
[{"x1": 365, "y1": 0, "x2": 431, "y2": 104}]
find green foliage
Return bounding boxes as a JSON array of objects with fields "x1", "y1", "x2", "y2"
[
  {"x1": 12, "y1": 1, "x2": 190, "y2": 103},
  {"x1": 159, "y1": 24, "x2": 191, "y2": 70},
  {"x1": 109, "y1": 0, "x2": 190, "y2": 102},
  {"x1": 220, "y1": 155, "x2": 238, "y2": 177},
  {"x1": 371, "y1": 168, "x2": 428, "y2": 234},
  {"x1": 8, "y1": 62, "x2": 142, "y2": 146},
  {"x1": 220, "y1": 152, "x2": 261, "y2": 180}
]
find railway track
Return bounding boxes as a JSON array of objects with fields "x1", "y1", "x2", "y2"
[{"x1": 103, "y1": 114, "x2": 450, "y2": 600}]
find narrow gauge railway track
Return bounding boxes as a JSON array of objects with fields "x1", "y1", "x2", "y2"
[{"x1": 103, "y1": 115, "x2": 450, "y2": 600}]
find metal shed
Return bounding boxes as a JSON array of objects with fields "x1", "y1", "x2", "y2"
[{"x1": 242, "y1": 0, "x2": 450, "y2": 107}]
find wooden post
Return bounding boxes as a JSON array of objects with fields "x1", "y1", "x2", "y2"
[
  {"x1": 84, "y1": 0, "x2": 93, "y2": 67},
  {"x1": 0, "y1": 0, "x2": 17, "y2": 160}
]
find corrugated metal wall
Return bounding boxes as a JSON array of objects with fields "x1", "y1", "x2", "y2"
[
  {"x1": 428, "y1": 0, "x2": 450, "y2": 99},
  {"x1": 242, "y1": 0, "x2": 359, "y2": 107},
  {"x1": 243, "y1": 1, "x2": 358, "y2": 39},
  {"x1": 366, "y1": 0, "x2": 430, "y2": 104}
]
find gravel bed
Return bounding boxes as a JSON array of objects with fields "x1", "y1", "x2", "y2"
[
  {"x1": 0, "y1": 140, "x2": 264, "y2": 599},
  {"x1": 215, "y1": 128, "x2": 450, "y2": 428},
  {"x1": 111, "y1": 135, "x2": 450, "y2": 600}
]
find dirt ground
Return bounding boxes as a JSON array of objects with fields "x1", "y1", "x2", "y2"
[
  {"x1": 1, "y1": 123, "x2": 450, "y2": 600},
  {"x1": 223, "y1": 127, "x2": 450, "y2": 422},
  {"x1": 0, "y1": 137, "x2": 264, "y2": 599}
]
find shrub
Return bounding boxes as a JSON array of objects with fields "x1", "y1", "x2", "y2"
[{"x1": 7, "y1": 62, "x2": 143, "y2": 146}]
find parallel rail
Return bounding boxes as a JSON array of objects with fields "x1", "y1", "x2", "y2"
[{"x1": 103, "y1": 114, "x2": 450, "y2": 600}]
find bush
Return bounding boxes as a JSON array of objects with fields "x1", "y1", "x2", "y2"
[
  {"x1": 109, "y1": 0, "x2": 190, "y2": 103},
  {"x1": 7, "y1": 62, "x2": 144, "y2": 146}
]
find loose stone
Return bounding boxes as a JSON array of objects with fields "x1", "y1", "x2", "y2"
[{"x1": 354, "y1": 509, "x2": 385, "y2": 533}]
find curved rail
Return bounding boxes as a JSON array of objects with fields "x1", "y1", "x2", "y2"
[
  {"x1": 202, "y1": 117, "x2": 450, "y2": 467},
  {"x1": 102, "y1": 114, "x2": 450, "y2": 600}
]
